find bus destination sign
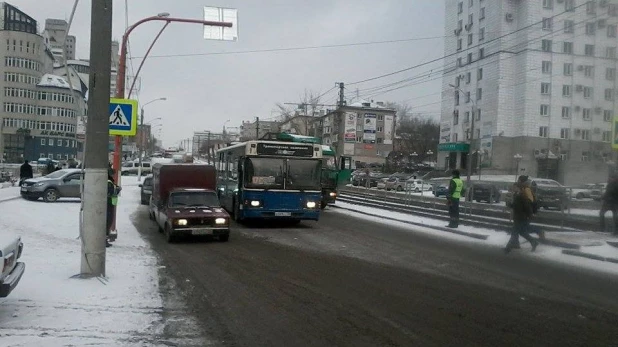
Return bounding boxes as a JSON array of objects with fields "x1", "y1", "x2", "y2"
[{"x1": 256, "y1": 143, "x2": 314, "y2": 157}]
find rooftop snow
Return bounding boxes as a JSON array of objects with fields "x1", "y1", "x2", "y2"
[{"x1": 37, "y1": 74, "x2": 82, "y2": 91}]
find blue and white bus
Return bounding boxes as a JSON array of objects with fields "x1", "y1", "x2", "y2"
[{"x1": 215, "y1": 140, "x2": 323, "y2": 222}]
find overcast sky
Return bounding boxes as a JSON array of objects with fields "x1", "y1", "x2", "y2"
[{"x1": 16, "y1": 0, "x2": 445, "y2": 147}]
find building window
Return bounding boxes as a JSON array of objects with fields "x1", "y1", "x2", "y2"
[
  {"x1": 466, "y1": 72, "x2": 471, "y2": 84},
  {"x1": 583, "y1": 87, "x2": 593, "y2": 98},
  {"x1": 475, "y1": 108, "x2": 481, "y2": 121},
  {"x1": 562, "y1": 85, "x2": 571, "y2": 97},
  {"x1": 468, "y1": 0, "x2": 473, "y2": 7},
  {"x1": 542, "y1": 18, "x2": 553, "y2": 30},
  {"x1": 40, "y1": 138, "x2": 45, "y2": 145},
  {"x1": 377, "y1": 126, "x2": 383, "y2": 132},
  {"x1": 377, "y1": 115, "x2": 384, "y2": 121},
  {"x1": 457, "y1": 38, "x2": 462, "y2": 50},
  {"x1": 585, "y1": 44, "x2": 595, "y2": 56},
  {"x1": 542, "y1": 39, "x2": 553, "y2": 52},
  {"x1": 465, "y1": 111, "x2": 470, "y2": 123},
  {"x1": 584, "y1": 65, "x2": 594, "y2": 77},
  {"x1": 564, "y1": 63, "x2": 573, "y2": 76},
  {"x1": 610, "y1": 4, "x2": 618, "y2": 16},
  {"x1": 458, "y1": 19, "x2": 463, "y2": 31},
  {"x1": 455, "y1": 91, "x2": 460, "y2": 105},
  {"x1": 562, "y1": 107, "x2": 571, "y2": 119},
  {"x1": 564, "y1": 20, "x2": 574, "y2": 33},
  {"x1": 457, "y1": 57, "x2": 463, "y2": 67},
  {"x1": 453, "y1": 110, "x2": 459, "y2": 124},
  {"x1": 458, "y1": 2, "x2": 463, "y2": 13},
  {"x1": 468, "y1": 33, "x2": 473, "y2": 46},
  {"x1": 541, "y1": 83, "x2": 551, "y2": 95},
  {"x1": 376, "y1": 138, "x2": 383, "y2": 144},
  {"x1": 586, "y1": 22, "x2": 596, "y2": 35},
  {"x1": 560, "y1": 128, "x2": 570, "y2": 139},
  {"x1": 477, "y1": 68, "x2": 483, "y2": 80},
  {"x1": 356, "y1": 136, "x2": 362, "y2": 143},
  {"x1": 466, "y1": 91, "x2": 471, "y2": 103},
  {"x1": 539, "y1": 126, "x2": 549, "y2": 138},
  {"x1": 581, "y1": 130, "x2": 591, "y2": 141},
  {"x1": 467, "y1": 52, "x2": 473, "y2": 64},
  {"x1": 582, "y1": 108, "x2": 592, "y2": 120},
  {"x1": 468, "y1": 13, "x2": 473, "y2": 25},
  {"x1": 606, "y1": 68, "x2": 616, "y2": 80},
  {"x1": 479, "y1": 47, "x2": 485, "y2": 58},
  {"x1": 565, "y1": 0, "x2": 575, "y2": 11},
  {"x1": 603, "y1": 131, "x2": 612, "y2": 142},
  {"x1": 605, "y1": 88, "x2": 615, "y2": 100},
  {"x1": 587, "y1": 1, "x2": 596, "y2": 14},
  {"x1": 543, "y1": 0, "x2": 553, "y2": 9},
  {"x1": 480, "y1": 7, "x2": 485, "y2": 20},
  {"x1": 540, "y1": 104, "x2": 550, "y2": 116},
  {"x1": 49, "y1": 139, "x2": 54, "y2": 146},
  {"x1": 563, "y1": 41, "x2": 573, "y2": 54},
  {"x1": 479, "y1": 27, "x2": 485, "y2": 41},
  {"x1": 608, "y1": 25, "x2": 617, "y2": 38},
  {"x1": 542, "y1": 61, "x2": 552, "y2": 73},
  {"x1": 607, "y1": 47, "x2": 617, "y2": 58},
  {"x1": 476, "y1": 88, "x2": 482, "y2": 100},
  {"x1": 604, "y1": 110, "x2": 613, "y2": 122}
]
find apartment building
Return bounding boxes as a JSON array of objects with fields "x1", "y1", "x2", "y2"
[
  {"x1": 440, "y1": 0, "x2": 618, "y2": 184},
  {"x1": 42, "y1": 19, "x2": 75, "y2": 63}
]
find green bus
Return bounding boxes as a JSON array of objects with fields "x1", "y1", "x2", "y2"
[{"x1": 261, "y1": 133, "x2": 354, "y2": 208}]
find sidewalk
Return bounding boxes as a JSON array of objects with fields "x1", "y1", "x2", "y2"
[{"x1": 0, "y1": 181, "x2": 169, "y2": 345}]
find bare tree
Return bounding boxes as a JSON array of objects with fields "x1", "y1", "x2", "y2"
[{"x1": 397, "y1": 117, "x2": 439, "y2": 162}]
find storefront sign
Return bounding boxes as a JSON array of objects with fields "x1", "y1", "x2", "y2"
[
  {"x1": 40, "y1": 131, "x2": 76, "y2": 138},
  {"x1": 438, "y1": 142, "x2": 470, "y2": 152},
  {"x1": 344, "y1": 112, "x2": 357, "y2": 142}
]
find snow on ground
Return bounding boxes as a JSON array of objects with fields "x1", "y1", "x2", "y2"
[
  {"x1": 333, "y1": 201, "x2": 618, "y2": 276},
  {"x1": 0, "y1": 178, "x2": 170, "y2": 346},
  {"x1": 0, "y1": 185, "x2": 19, "y2": 202}
]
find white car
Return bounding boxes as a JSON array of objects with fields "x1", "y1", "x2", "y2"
[{"x1": 406, "y1": 179, "x2": 433, "y2": 192}]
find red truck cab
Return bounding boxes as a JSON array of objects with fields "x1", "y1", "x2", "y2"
[{"x1": 149, "y1": 163, "x2": 230, "y2": 243}]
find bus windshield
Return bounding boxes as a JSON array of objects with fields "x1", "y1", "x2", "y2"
[
  {"x1": 322, "y1": 157, "x2": 337, "y2": 171},
  {"x1": 244, "y1": 157, "x2": 321, "y2": 190}
]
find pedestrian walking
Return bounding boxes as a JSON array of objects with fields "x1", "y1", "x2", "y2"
[
  {"x1": 19, "y1": 160, "x2": 33, "y2": 185},
  {"x1": 599, "y1": 173, "x2": 618, "y2": 234},
  {"x1": 446, "y1": 169, "x2": 464, "y2": 228},
  {"x1": 107, "y1": 174, "x2": 121, "y2": 247},
  {"x1": 505, "y1": 176, "x2": 539, "y2": 253}
]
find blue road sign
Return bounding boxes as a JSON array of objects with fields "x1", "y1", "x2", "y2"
[{"x1": 109, "y1": 98, "x2": 138, "y2": 136}]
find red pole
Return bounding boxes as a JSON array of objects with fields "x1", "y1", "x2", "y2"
[{"x1": 111, "y1": 16, "x2": 232, "y2": 233}]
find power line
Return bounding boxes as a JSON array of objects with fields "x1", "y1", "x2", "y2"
[{"x1": 347, "y1": 1, "x2": 590, "y2": 86}]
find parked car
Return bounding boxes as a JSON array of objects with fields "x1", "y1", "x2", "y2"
[
  {"x1": 433, "y1": 184, "x2": 449, "y2": 197},
  {"x1": 376, "y1": 177, "x2": 389, "y2": 190},
  {"x1": 406, "y1": 179, "x2": 433, "y2": 192},
  {"x1": 139, "y1": 175, "x2": 153, "y2": 205},
  {"x1": 590, "y1": 183, "x2": 606, "y2": 201},
  {"x1": 20, "y1": 169, "x2": 83, "y2": 202},
  {"x1": 385, "y1": 175, "x2": 412, "y2": 191},
  {"x1": 569, "y1": 184, "x2": 596, "y2": 200},
  {"x1": 121, "y1": 161, "x2": 152, "y2": 176},
  {"x1": 1, "y1": 235, "x2": 25, "y2": 298},
  {"x1": 470, "y1": 182, "x2": 501, "y2": 203},
  {"x1": 504, "y1": 178, "x2": 568, "y2": 211}
]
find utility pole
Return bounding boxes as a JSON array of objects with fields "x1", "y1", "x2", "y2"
[
  {"x1": 80, "y1": 0, "x2": 112, "y2": 277},
  {"x1": 255, "y1": 117, "x2": 260, "y2": 139},
  {"x1": 137, "y1": 108, "x2": 144, "y2": 181},
  {"x1": 338, "y1": 82, "x2": 345, "y2": 107},
  {"x1": 206, "y1": 132, "x2": 212, "y2": 164}
]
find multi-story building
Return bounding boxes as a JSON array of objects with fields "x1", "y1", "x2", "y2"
[
  {"x1": 315, "y1": 100, "x2": 396, "y2": 164},
  {"x1": 240, "y1": 119, "x2": 279, "y2": 140},
  {"x1": 0, "y1": 2, "x2": 83, "y2": 162},
  {"x1": 42, "y1": 19, "x2": 76, "y2": 63},
  {"x1": 439, "y1": 0, "x2": 618, "y2": 185}
]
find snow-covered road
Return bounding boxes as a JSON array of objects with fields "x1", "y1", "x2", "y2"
[{"x1": 0, "y1": 178, "x2": 196, "y2": 346}]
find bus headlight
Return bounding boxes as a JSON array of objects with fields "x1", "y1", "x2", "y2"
[
  {"x1": 306, "y1": 201, "x2": 317, "y2": 209},
  {"x1": 250, "y1": 200, "x2": 261, "y2": 207},
  {"x1": 215, "y1": 218, "x2": 227, "y2": 225},
  {"x1": 329, "y1": 192, "x2": 337, "y2": 197},
  {"x1": 176, "y1": 219, "x2": 188, "y2": 226}
]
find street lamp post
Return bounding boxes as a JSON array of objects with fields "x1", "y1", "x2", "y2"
[
  {"x1": 449, "y1": 84, "x2": 476, "y2": 184},
  {"x1": 426, "y1": 150, "x2": 434, "y2": 167},
  {"x1": 138, "y1": 98, "x2": 166, "y2": 182},
  {"x1": 514, "y1": 153, "x2": 523, "y2": 182}
]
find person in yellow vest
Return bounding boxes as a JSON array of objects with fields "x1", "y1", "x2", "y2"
[
  {"x1": 107, "y1": 174, "x2": 121, "y2": 247},
  {"x1": 447, "y1": 169, "x2": 465, "y2": 228}
]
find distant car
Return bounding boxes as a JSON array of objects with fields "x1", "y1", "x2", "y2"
[
  {"x1": 406, "y1": 179, "x2": 433, "y2": 192},
  {"x1": 0, "y1": 235, "x2": 25, "y2": 298},
  {"x1": 139, "y1": 175, "x2": 153, "y2": 205},
  {"x1": 376, "y1": 177, "x2": 389, "y2": 189},
  {"x1": 385, "y1": 175, "x2": 412, "y2": 191},
  {"x1": 20, "y1": 169, "x2": 83, "y2": 202},
  {"x1": 471, "y1": 183, "x2": 501, "y2": 203},
  {"x1": 590, "y1": 183, "x2": 606, "y2": 201},
  {"x1": 504, "y1": 178, "x2": 568, "y2": 211},
  {"x1": 569, "y1": 184, "x2": 598, "y2": 200},
  {"x1": 433, "y1": 184, "x2": 449, "y2": 197}
]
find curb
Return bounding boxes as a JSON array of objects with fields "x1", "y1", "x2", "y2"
[
  {"x1": 330, "y1": 205, "x2": 489, "y2": 240},
  {"x1": 562, "y1": 249, "x2": 618, "y2": 264}
]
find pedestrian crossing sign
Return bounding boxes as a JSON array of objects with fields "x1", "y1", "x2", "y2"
[{"x1": 109, "y1": 98, "x2": 138, "y2": 136}]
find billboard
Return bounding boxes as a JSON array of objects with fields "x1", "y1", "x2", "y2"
[
  {"x1": 344, "y1": 112, "x2": 357, "y2": 142},
  {"x1": 363, "y1": 113, "x2": 377, "y2": 143},
  {"x1": 343, "y1": 143, "x2": 355, "y2": 155},
  {"x1": 440, "y1": 121, "x2": 451, "y2": 143},
  {"x1": 480, "y1": 121, "x2": 493, "y2": 167},
  {"x1": 383, "y1": 115, "x2": 394, "y2": 145}
]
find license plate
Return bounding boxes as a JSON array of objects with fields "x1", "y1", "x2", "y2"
[
  {"x1": 275, "y1": 212, "x2": 292, "y2": 217},
  {"x1": 192, "y1": 229, "x2": 213, "y2": 235},
  {"x1": 21, "y1": 187, "x2": 27, "y2": 192}
]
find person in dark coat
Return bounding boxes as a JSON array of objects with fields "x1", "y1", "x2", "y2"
[
  {"x1": 46, "y1": 161, "x2": 55, "y2": 175},
  {"x1": 106, "y1": 174, "x2": 121, "y2": 247},
  {"x1": 505, "y1": 179, "x2": 539, "y2": 253},
  {"x1": 600, "y1": 173, "x2": 618, "y2": 234},
  {"x1": 19, "y1": 160, "x2": 33, "y2": 184}
]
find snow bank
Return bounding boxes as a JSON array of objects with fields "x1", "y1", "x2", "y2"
[{"x1": 0, "y1": 180, "x2": 164, "y2": 345}]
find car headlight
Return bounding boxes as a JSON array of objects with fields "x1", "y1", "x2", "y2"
[
  {"x1": 329, "y1": 192, "x2": 336, "y2": 197},
  {"x1": 176, "y1": 219, "x2": 188, "y2": 226},
  {"x1": 34, "y1": 182, "x2": 44, "y2": 187},
  {"x1": 306, "y1": 201, "x2": 317, "y2": 208},
  {"x1": 250, "y1": 200, "x2": 261, "y2": 207},
  {"x1": 215, "y1": 218, "x2": 227, "y2": 225}
]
